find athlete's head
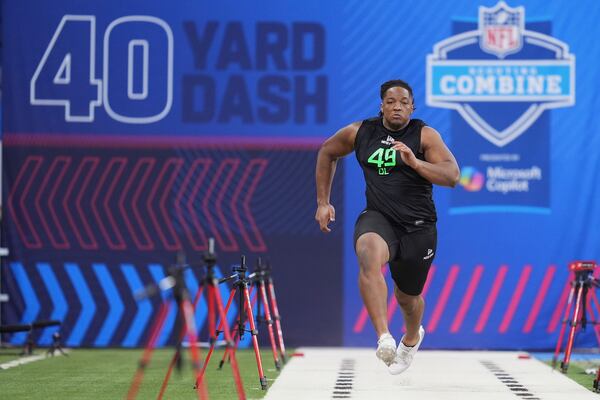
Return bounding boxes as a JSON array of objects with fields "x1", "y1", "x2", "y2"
[{"x1": 379, "y1": 79, "x2": 415, "y2": 130}]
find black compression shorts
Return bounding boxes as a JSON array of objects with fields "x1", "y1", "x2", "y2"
[{"x1": 353, "y1": 209, "x2": 437, "y2": 296}]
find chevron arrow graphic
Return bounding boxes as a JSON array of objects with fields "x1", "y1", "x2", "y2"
[
  {"x1": 231, "y1": 159, "x2": 268, "y2": 252},
  {"x1": 119, "y1": 158, "x2": 156, "y2": 250},
  {"x1": 176, "y1": 159, "x2": 211, "y2": 251},
  {"x1": 63, "y1": 157, "x2": 100, "y2": 250},
  {"x1": 34, "y1": 156, "x2": 71, "y2": 249},
  {"x1": 36, "y1": 262, "x2": 68, "y2": 345},
  {"x1": 7, "y1": 156, "x2": 44, "y2": 248},
  {"x1": 91, "y1": 158, "x2": 127, "y2": 250},
  {"x1": 9, "y1": 262, "x2": 40, "y2": 344},
  {"x1": 147, "y1": 158, "x2": 183, "y2": 250},
  {"x1": 65, "y1": 263, "x2": 96, "y2": 347},
  {"x1": 202, "y1": 159, "x2": 241, "y2": 251},
  {"x1": 92, "y1": 263, "x2": 125, "y2": 346},
  {"x1": 121, "y1": 264, "x2": 153, "y2": 347},
  {"x1": 149, "y1": 264, "x2": 177, "y2": 346}
]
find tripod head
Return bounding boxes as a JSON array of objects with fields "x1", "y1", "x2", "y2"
[
  {"x1": 203, "y1": 238, "x2": 218, "y2": 269},
  {"x1": 170, "y1": 251, "x2": 190, "y2": 303},
  {"x1": 569, "y1": 260, "x2": 598, "y2": 285},
  {"x1": 232, "y1": 256, "x2": 255, "y2": 282},
  {"x1": 253, "y1": 257, "x2": 273, "y2": 281},
  {"x1": 134, "y1": 251, "x2": 189, "y2": 301},
  {"x1": 249, "y1": 257, "x2": 263, "y2": 284}
]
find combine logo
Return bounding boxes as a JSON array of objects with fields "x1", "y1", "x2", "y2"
[{"x1": 426, "y1": 1, "x2": 575, "y2": 147}]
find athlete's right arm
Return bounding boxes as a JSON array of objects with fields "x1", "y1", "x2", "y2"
[{"x1": 315, "y1": 122, "x2": 362, "y2": 233}]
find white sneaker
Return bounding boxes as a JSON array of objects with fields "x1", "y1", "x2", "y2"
[
  {"x1": 375, "y1": 333, "x2": 396, "y2": 366},
  {"x1": 388, "y1": 325, "x2": 425, "y2": 375}
]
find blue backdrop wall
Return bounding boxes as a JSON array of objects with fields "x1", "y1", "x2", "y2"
[{"x1": 2, "y1": 0, "x2": 599, "y2": 350}]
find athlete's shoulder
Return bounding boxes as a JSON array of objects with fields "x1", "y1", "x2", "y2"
[
  {"x1": 411, "y1": 118, "x2": 427, "y2": 129},
  {"x1": 354, "y1": 117, "x2": 380, "y2": 146},
  {"x1": 362, "y1": 116, "x2": 381, "y2": 127}
]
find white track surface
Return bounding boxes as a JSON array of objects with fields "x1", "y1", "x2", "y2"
[{"x1": 264, "y1": 348, "x2": 597, "y2": 400}]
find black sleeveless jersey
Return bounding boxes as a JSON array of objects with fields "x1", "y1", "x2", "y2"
[{"x1": 354, "y1": 117, "x2": 437, "y2": 232}]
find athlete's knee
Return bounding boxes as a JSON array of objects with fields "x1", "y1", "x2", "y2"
[
  {"x1": 355, "y1": 233, "x2": 388, "y2": 272},
  {"x1": 395, "y1": 287, "x2": 422, "y2": 313},
  {"x1": 356, "y1": 249, "x2": 383, "y2": 278}
]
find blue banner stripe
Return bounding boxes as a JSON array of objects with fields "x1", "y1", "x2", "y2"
[
  {"x1": 64, "y1": 263, "x2": 96, "y2": 347},
  {"x1": 36, "y1": 263, "x2": 68, "y2": 345},
  {"x1": 121, "y1": 264, "x2": 153, "y2": 347},
  {"x1": 149, "y1": 264, "x2": 176, "y2": 346},
  {"x1": 9, "y1": 262, "x2": 40, "y2": 345},
  {"x1": 92, "y1": 263, "x2": 125, "y2": 346}
]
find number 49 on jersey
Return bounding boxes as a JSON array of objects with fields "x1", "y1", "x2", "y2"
[{"x1": 367, "y1": 148, "x2": 396, "y2": 175}]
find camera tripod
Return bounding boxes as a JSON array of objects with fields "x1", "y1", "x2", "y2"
[
  {"x1": 47, "y1": 332, "x2": 68, "y2": 357},
  {"x1": 126, "y1": 253, "x2": 208, "y2": 400},
  {"x1": 218, "y1": 258, "x2": 286, "y2": 371},
  {"x1": 255, "y1": 259, "x2": 287, "y2": 365},
  {"x1": 196, "y1": 255, "x2": 268, "y2": 391},
  {"x1": 553, "y1": 261, "x2": 600, "y2": 373},
  {"x1": 189, "y1": 241, "x2": 247, "y2": 399}
]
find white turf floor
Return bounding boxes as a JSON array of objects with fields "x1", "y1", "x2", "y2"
[{"x1": 264, "y1": 348, "x2": 597, "y2": 400}]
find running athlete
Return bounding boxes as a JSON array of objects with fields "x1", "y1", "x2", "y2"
[{"x1": 315, "y1": 79, "x2": 459, "y2": 374}]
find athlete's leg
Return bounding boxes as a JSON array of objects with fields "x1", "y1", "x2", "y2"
[
  {"x1": 355, "y1": 232, "x2": 390, "y2": 337},
  {"x1": 394, "y1": 286, "x2": 424, "y2": 346},
  {"x1": 387, "y1": 227, "x2": 435, "y2": 374}
]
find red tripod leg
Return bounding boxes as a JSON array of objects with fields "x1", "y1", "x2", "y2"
[
  {"x1": 127, "y1": 301, "x2": 171, "y2": 400},
  {"x1": 589, "y1": 290, "x2": 600, "y2": 347},
  {"x1": 242, "y1": 285, "x2": 268, "y2": 390},
  {"x1": 222, "y1": 287, "x2": 256, "y2": 367},
  {"x1": 268, "y1": 280, "x2": 287, "y2": 362},
  {"x1": 213, "y1": 284, "x2": 247, "y2": 399},
  {"x1": 218, "y1": 325, "x2": 240, "y2": 369},
  {"x1": 193, "y1": 286, "x2": 205, "y2": 308},
  {"x1": 553, "y1": 284, "x2": 576, "y2": 368},
  {"x1": 562, "y1": 283, "x2": 584, "y2": 372},
  {"x1": 259, "y1": 280, "x2": 281, "y2": 370},
  {"x1": 198, "y1": 286, "x2": 237, "y2": 379},
  {"x1": 181, "y1": 298, "x2": 208, "y2": 400}
]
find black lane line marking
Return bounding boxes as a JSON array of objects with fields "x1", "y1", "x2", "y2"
[
  {"x1": 331, "y1": 359, "x2": 356, "y2": 399},
  {"x1": 480, "y1": 360, "x2": 538, "y2": 399}
]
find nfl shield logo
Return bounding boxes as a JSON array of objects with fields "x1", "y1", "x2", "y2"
[{"x1": 479, "y1": 1, "x2": 524, "y2": 58}]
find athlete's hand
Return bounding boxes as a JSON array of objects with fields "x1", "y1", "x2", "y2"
[
  {"x1": 392, "y1": 141, "x2": 419, "y2": 169},
  {"x1": 315, "y1": 203, "x2": 336, "y2": 233}
]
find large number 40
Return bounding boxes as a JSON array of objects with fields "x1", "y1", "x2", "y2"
[{"x1": 30, "y1": 15, "x2": 173, "y2": 124}]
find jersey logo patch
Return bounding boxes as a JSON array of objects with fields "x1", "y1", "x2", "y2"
[
  {"x1": 423, "y1": 248, "x2": 434, "y2": 260},
  {"x1": 381, "y1": 135, "x2": 395, "y2": 146}
]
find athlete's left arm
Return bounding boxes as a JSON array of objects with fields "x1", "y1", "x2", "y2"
[{"x1": 393, "y1": 126, "x2": 460, "y2": 187}]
